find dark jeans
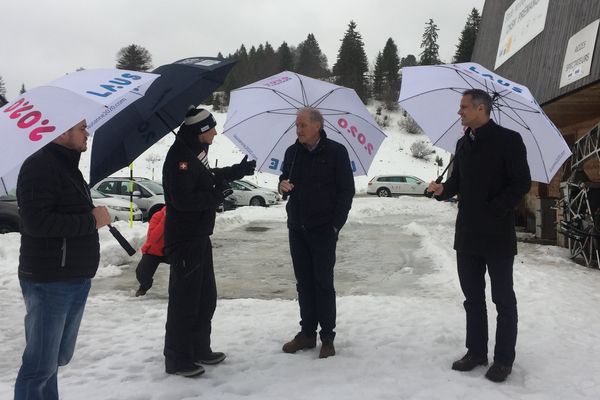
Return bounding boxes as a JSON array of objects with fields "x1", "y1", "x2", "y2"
[
  {"x1": 15, "y1": 278, "x2": 91, "y2": 400},
  {"x1": 456, "y1": 252, "x2": 517, "y2": 366},
  {"x1": 164, "y1": 237, "x2": 216, "y2": 368},
  {"x1": 135, "y1": 254, "x2": 168, "y2": 290},
  {"x1": 289, "y1": 225, "x2": 338, "y2": 342}
]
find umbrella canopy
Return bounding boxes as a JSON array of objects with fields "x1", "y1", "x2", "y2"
[
  {"x1": 398, "y1": 62, "x2": 572, "y2": 183},
  {"x1": 89, "y1": 57, "x2": 236, "y2": 186},
  {"x1": 223, "y1": 71, "x2": 386, "y2": 176},
  {"x1": 0, "y1": 69, "x2": 159, "y2": 195}
]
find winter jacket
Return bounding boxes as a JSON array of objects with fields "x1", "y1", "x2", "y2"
[
  {"x1": 17, "y1": 142, "x2": 100, "y2": 282},
  {"x1": 162, "y1": 129, "x2": 246, "y2": 248},
  {"x1": 436, "y1": 119, "x2": 531, "y2": 256},
  {"x1": 141, "y1": 206, "x2": 166, "y2": 256},
  {"x1": 280, "y1": 130, "x2": 355, "y2": 231}
]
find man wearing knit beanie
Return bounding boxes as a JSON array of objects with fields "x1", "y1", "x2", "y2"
[{"x1": 161, "y1": 106, "x2": 256, "y2": 377}]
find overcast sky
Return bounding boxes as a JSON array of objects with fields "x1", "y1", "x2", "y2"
[{"x1": 1, "y1": 0, "x2": 484, "y2": 99}]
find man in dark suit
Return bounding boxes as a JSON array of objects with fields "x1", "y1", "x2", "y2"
[
  {"x1": 279, "y1": 107, "x2": 355, "y2": 359},
  {"x1": 427, "y1": 89, "x2": 531, "y2": 383}
]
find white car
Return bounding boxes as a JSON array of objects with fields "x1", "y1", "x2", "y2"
[
  {"x1": 226, "y1": 180, "x2": 280, "y2": 207},
  {"x1": 367, "y1": 175, "x2": 426, "y2": 197},
  {"x1": 91, "y1": 188, "x2": 143, "y2": 222},
  {"x1": 92, "y1": 177, "x2": 165, "y2": 221}
]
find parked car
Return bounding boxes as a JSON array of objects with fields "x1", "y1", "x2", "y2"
[
  {"x1": 367, "y1": 175, "x2": 427, "y2": 197},
  {"x1": 90, "y1": 188, "x2": 143, "y2": 222},
  {"x1": 92, "y1": 177, "x2": 165, "y2": 221},
  {"x1": 0, "y1": 193, "x2": 19, "y2": 233},
  {"x1": 226, "y1": 180, "x2": 280, "y2": 207}
]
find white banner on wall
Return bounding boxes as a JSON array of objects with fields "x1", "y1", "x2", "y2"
[
  {"x1": 560, "y1": 19, "x2": 600, "y2": 88},
  {"x1": 495, "y1": 0, "x2": 550, "y2": 69}
]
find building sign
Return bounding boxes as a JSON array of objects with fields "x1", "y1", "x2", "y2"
[
  {"x1": 560, "y1": 19, "x2": 600, "y2": 88},
  {"x1": 495, "y1": 0, "x2": 550, "y2": 69}
]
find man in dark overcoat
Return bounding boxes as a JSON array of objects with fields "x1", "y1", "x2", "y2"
[
  {"x1": 279, "y1": 107, "x2": 355, "y2": 359},
  {"x1": 427, "y1": 89, "x2": 531, "y2": 382}
]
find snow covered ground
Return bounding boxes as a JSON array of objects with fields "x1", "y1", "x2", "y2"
[{"x1": 1, "y1": 108, "x2": 600, "y2": 399}]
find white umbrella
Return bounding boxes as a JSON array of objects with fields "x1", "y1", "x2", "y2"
[
  {"x1": 0, "y1": 68, "x2": 159, "y2": 195},
  {"x1": 398, "y1": 62, "x2": 571, "y2": 183},
  {"x1": 0, "y1": 68, "x2": 159, "y2": 255},
  {"x1": 223, "y1": 71, "x2": 386, "y2": 176}
]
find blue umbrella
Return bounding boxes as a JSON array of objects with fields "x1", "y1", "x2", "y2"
[{"x1": 89, "y1": 56, "x2": 236, "y2": 185}]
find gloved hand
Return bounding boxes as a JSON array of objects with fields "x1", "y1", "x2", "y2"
[{"x1": 238, "y1": 155, "x2": 256, "y2": 176}]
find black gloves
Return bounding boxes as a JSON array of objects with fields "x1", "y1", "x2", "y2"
[{"x1": 238, "y1": 155, "x2": 256, "y2": 176}]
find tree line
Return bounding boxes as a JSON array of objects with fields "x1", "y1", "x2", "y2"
[{"x1": 0, "y1": 8, "x2": 480, "y2": 110}]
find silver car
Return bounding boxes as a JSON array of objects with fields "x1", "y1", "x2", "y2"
[
  {"x1": 367, "y1": 175, "x2": 426, "y2": 197},
  {"x1": 92, "y1": 177, "x2": 165, "y2": 221},
  {"x1": 90, "y1": 188, "x2": 143, "y2": 222},
  {"x1": 226, "y1": 180, "x2": 280, "y2": 207}
]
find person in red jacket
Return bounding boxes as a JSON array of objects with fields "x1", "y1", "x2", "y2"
[{"x1": 135, "y1": 205, "x2": 167, "y2": 297}]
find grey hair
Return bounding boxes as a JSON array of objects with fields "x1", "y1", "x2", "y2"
[
  {"x1": 298, "y1": 107, "x2": 324, "y2": 129},
  {"x1": 462, "y1": 89, "x2": 492, "y2": 116}
]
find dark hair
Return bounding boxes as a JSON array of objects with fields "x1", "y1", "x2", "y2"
[{"x1": 462, "y1": 89, "x2": 492, "y2": 116}]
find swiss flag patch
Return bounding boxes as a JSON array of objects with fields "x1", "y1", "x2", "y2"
[{"x1": 178, "y1": 161, "x2": 188, "y2": 171}]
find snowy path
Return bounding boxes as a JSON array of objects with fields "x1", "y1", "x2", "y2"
[{"x1": 1, "y1": 197, "x2": 600, "y2": 399}]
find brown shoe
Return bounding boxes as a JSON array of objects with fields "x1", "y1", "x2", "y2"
[
  {"x1": 319, "y1": 341, "x2": 335, "y2": 359},
  {"x1": 282, "y1": 332, "x2": 317, "y2": 353}
]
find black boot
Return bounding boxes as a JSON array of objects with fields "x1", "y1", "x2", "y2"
[
  {"x1": 165, "y1": 359, "x2": 205, "y2": 377},
  {"x1": 195, "y1": 352, "x2": 226, "y2": 365},
  {"x1": 485, "y1": 362, "x2": 512, "y2": 382},
  {"x1": 451, "y1": 351, "x2": 488, "y2": 371}
]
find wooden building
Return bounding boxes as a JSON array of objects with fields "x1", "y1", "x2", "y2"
[{"x1": 472, "y1": 0, "x2": 600, "y2": 244}]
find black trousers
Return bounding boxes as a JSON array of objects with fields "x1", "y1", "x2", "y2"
[
  {"x1": 456, "y1": 252, "x2": 517, "y2": 366},
  {"x1": 289, "y1": 225, "x2": 338, "y2": 342},
  {"x1": 135, "y1": 254, "x2": 167, "y2": 290},
  {"x1": 164, "y1": 237, "x2": 216, "y2": 367}
]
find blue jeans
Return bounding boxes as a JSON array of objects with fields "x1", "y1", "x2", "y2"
[{"x1": 14, "y1": 278, "x2": 91, "y2": 400}]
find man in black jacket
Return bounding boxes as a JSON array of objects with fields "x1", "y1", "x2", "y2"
[
  {"x1": 162, "y1": 108, "x2": 255, "y2": 377},
  {"x1": 427, "y1": 89, "x2": 531, "y2": 383},
  {"x1": 279, "y1": 107, "x2": 355, "y2": 359},
  {"x1": 14, "y1": 120, "x2": 111, "y2": 400}
]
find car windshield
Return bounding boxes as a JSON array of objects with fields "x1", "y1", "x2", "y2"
[
  {"x1": 239, "y1": 180, "x2": 259, "y2": 189},
  {"x1": 142, "y1": 180, "x2": 164, "y2": 195},
  {"x1": 90, "y1": 188, "x2": 108, "y2": 199}
]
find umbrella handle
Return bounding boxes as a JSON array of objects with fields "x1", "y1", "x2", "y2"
[
  {"x1": 108, "y1": 224, "x2": 136, "y2": 256},
  {"x1": 424, "y1": 175, "x2": 444, "y2": 198},
  {"x1": 424, "y1": 152, "x2": 458, "y2": 198}
]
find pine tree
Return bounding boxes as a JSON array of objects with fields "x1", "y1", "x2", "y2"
[
  {"x1": 0, "y1": 75, "x2": 6, "y2": 97},
  {"x1": 372, "y1": 52, "x2": 384, "y2": 101},
  {"x1": 400, "y1": 54, "x2": 418, "y2": 68},
  {"x1": 333, "y1": 21, "x2": 370, "y2": 102},
  {"x1": 116, "y1": 44, "x2": 153, "y2": 71},
  {"x1": 419, "y1": 19, "x2": 441, "y2": 65},
  {"x1": 453, "y1": 8, "x2": 481, "y2": 63},
  {"x1": 20, "y1": 83, "x2": 26, "y2": 94},
  {"x1": 262, "y1": 42, "x2": 279, "y2": 77},
  {"x1": 247, "y1": 45, "x2": 259, "y2": 82},
  {"x1": 277, "y1": 42, "x2": 295, "y2": 72},
  {"x1": 222, "y1": 45, "x2": 249, "y2": 96},
  {"x1": 380, "y1": 38, "x2": 400, "y2": 109},
  {"x1": 296, "y1": 34, "x2": 329, "y2": 78}
]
